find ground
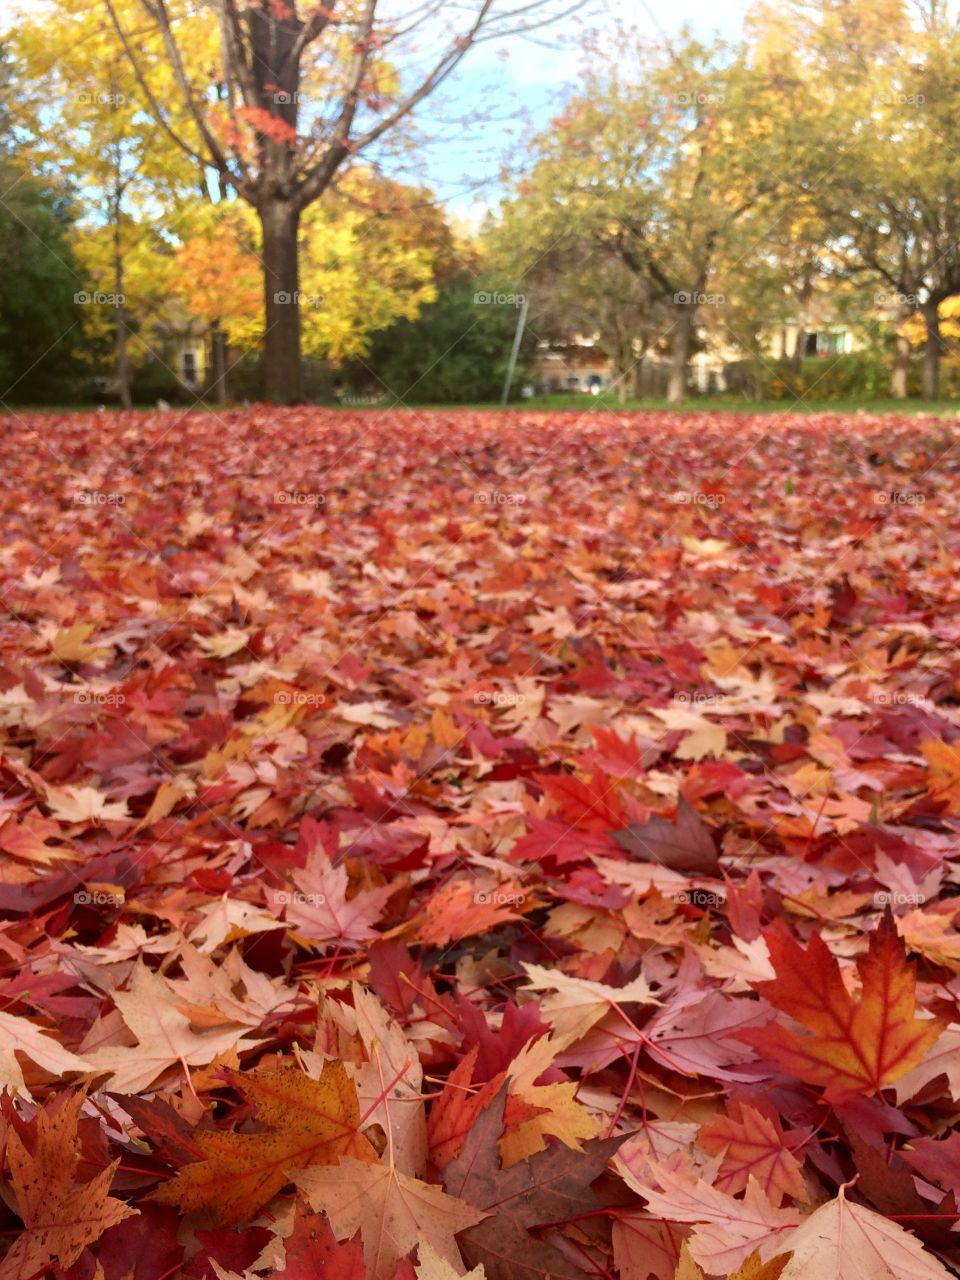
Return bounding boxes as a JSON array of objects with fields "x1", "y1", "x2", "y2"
[{"x1": 0, "y1": 409, "x2": 959, "y2": 1280}]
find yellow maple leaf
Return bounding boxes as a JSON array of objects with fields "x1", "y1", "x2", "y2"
[
  {"x1": 49, "y1": 622, "x2": 110, "y2": 664},
  {"x1": 151, "y1": 1061, "x2": 379, "y2": 1223}
]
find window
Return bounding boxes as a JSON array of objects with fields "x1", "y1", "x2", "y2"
[
  {"x1": 816, "y1": 332, "x2": 845, "y2": 356},
  {"x1": 182, "y1": 350, "x2": 197, "y2": 384}
]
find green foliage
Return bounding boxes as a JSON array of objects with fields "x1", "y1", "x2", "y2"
[
  {"x1": 0, "y1": 166, "x2": 85, "y2": 401},
  {"x1": 756, "y1": 355, "x2": 960, "y2": 402},
  {"x1": 343, "y1": 275, "x2": 530, "y2": 404}
]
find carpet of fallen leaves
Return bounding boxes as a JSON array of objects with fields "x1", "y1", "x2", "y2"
[{"x1": 1, "y1": 407, "x2": 960, "y2": 1280}]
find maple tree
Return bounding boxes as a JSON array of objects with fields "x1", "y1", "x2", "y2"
[
  {"x1": 490, "y1": 31, "x2": 798, "y2": 402},
  {"x1": 75, "y1": 0, "x2": 573, "y2": 403},
  {"x1": 0, "y1": 407, "x2": 958, "y2": 1280},
  {"x1": 747, "y1": 0, "x2": 960, "y2": 401}
]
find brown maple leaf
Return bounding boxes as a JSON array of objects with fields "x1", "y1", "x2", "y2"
[
  {"x1": 440, "y1": 1083, "x2": 626, "y2": 1280},
  {"x1": 611, "y1": 797, "x2": 719, "y2": 873},
  {"x1": 0, "y1": 1090, "x2": 135, "y2": 1280},
  {"x1": 150, "y1": 1060, "x2": 378, "y2": 1224}
]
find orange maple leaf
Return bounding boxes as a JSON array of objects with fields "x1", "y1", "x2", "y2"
[
  {"x1": 427, "y1": 1049, "x2": 549, "y2": 1168},
  {"x1": 921, "y1": 739, "x2": 960, "y2": 814},
  {"x1": 735, "y1": 912, "x2": 944, "y2": 1101},
  {"x1": 150, "y1": 1061, "x2": 377, "y2": 1224},
  {"x1": 0, "y1": 1090, "x2": 134, "y2": 1280},
  {"x1": 698, "y1": 1099, "x2": 808, "y2": 1205}
]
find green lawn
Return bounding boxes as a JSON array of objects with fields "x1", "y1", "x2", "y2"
[
  {"x1": 395, "y1": 394, "x2": 960, "y2": 414},
  {"x1": 5, "y1": 395, "x2": 960, "y2": 415}
]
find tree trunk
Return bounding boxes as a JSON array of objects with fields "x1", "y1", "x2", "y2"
[
  {"x1": 113, "y1": 224, "x2": 132, "y2": 410},
  {"x1": 787, "y1": 327, "x2": 806, "y2": 373},
  {"x1": 614, "y1": 337, "x2": 632, "y2": 404},
  {"x1": 667, "y1": 303, "x2": 694, "y2": 403},
  {"x1": 209, "y1": 322, "x2": 229, "y2": 403},
  {"x1": 115, "y1": 310, "x2": 132, "y2": 410},
  {"x1": 890, "y1": 322, "x2": 910, "y2": 399},
  {"x1": 631, "y1": 351, "x2": 644, "y2": 399},
  {"x1": 260, "y1": 200, "x2": 302, "y2": 404},
  {"x1": 921, "y1": 301, "x2": 941, "y2": 401}
]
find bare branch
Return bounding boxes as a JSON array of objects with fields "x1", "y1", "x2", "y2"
[
  {"x1": 295, "y1": 0, "x2": 378, "y2": 207},
  {"x1": 150, "y1": 0, "x2": 234, "y2": 180},
  {"x1": 102, "y1": 0, "x2": 214, "y2": 174},
  {"x1": 219, "y1": 0, "x2": 261, "y2": 112}
]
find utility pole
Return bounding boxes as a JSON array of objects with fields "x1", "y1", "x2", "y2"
[{"x1": 501, "y1": 295, "x2": 529, "y2": 405}]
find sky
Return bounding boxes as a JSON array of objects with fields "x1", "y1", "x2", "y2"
[
  {"x1": 406, "y1": 0, "x2": 753, "y2": 221},
  {"x1": 0, "y1": 0, "x2": 753, "y2": 223}
]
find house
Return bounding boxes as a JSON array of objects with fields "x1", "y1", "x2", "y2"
[
  {"x1": 530, "y1": 317, "x2": 859, "y2": 398},
  {"x1": 530, "y1": 337, "x2": 613, "y2": 394},
  {"x1": 144, "y1": 318, "x2": 211, "y2": 391},
  {"x1": 768, "y1": 325, "x2": 856, "y2": 360}
]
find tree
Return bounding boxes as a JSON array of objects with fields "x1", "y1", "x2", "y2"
[
  {"x1": 101, "y1": 0, "x2": 576, "y2": 404},
  {"x1": 297, "y1": 172, "x2": 443, "y2": 363},
  {"x1": 172, "y1": 205, "x2": 264, "y2": 402},
  {"x1": 172, "y1": 171, "x2": 452, "y2": 397},
  {"x1": 345, "y1": 270, "x2": 530, "y2": 404},
  {"x1": 11, "y1": 0, "x2": 200, "y2": 406},
  {"x1": 0, "y1": 167, "x2": 84, "y2": 402},
  {"x1": 490, "y1": 29, "x2": 796, "y2": 402},
  {"x1": 750, "y1": 0, "x2": 960, "y2": 399},
  {"x1": 487, "y1": 176, "x2": 666, "y2": 404},
  {"x1": 0, "y1": 48, "x2": 84, "y2": 402}
]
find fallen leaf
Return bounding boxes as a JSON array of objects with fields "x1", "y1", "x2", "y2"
[
  {"x1": 612, "y1": 797, "x2": 720, "y2": 872},
  {"x1": 151, "y1": 1061, "x2": 378, "y2": 1224},
  {"x1": 777, "y1": 1187, "x2": 953, "y2": 1280},
  {"x1": 0, "y1": 1090, "x2": 134, "y2": 1280},
  {"x1": 293, "y1": 1156, "x2": 486, "y2": 1280},
  {"x1": 698, "y1": 1100, "x2": 808, "y2": 1205},
  {"x1": 0, "y1": 1010, "x2": 93, "y2": 1100},
  {"x1": 441, "y1": 1084, "x2": 626, "y2": 1279},
  {"x1": 83, "y1": 963, "x2": 260, "y2": 1093},
  {"x1": 416, "y1": 1239, "x2": 486, "y2": 1279},
  {"x1": 736, "y1": 911, "x2": 945, "y2": 1100}
]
